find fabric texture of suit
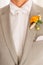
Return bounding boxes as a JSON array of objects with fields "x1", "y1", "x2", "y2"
[{"x1": 0, "y1": 1, "x2": 43, "y2": 65}]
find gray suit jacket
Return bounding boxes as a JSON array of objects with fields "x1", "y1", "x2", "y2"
[{"x1": 0, "y1": 2, "x2": 43, "y2": 65}]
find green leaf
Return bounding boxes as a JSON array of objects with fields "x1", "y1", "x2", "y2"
[{"x1": 37, "y1": 20, "x2": 43, "y2": 24}]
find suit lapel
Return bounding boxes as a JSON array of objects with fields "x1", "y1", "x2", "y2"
[
  {"x1": 0, "y1": 5, "x2": 18, "y2": 64},
  {"x1": 20, "y1": 2, "x2": 40, "y2": 65}
]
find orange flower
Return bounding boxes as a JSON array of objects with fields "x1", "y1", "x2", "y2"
[{"x1": 30, "y1": 16, "x2": 40, "y2": 24}]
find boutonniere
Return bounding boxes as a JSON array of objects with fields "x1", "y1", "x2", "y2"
[{"x1": 29, "y1": 15, "x2": 43, "y2": 30}]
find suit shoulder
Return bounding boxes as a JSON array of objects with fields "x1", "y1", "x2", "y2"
[
  {"x1": 0, "y1": 4, "x2": 10, "y2": 15},
  {"x1": 32, "y1": 2, "x2": 43, "y2": 12}
]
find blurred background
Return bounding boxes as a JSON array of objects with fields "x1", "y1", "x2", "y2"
[{"x1": 0, "y1": 0, "x2": 43, "y2": 8}]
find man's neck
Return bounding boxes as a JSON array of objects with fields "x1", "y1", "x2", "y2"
[{"x1": 11, "y1": 0, "x2": 28, "y2": 7}]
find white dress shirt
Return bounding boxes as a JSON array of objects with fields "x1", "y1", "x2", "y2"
[{"x1": 10, "y1": 0, "x2": 32, "y2": 59}]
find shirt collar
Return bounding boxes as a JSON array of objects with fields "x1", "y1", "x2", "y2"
[{"x1": 10, "y1": 0, "x2": 32, "y2": 15}]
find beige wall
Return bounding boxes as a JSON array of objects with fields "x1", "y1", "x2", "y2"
[{"x1": 0, "y1": 0, "x2": 43, "y2": 8}]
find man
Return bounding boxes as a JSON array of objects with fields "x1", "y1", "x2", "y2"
[{"x1": 0, "y1": 0, "x2": 43, "y2": 65}]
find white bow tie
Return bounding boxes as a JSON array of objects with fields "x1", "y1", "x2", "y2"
[{"x1": 10, "y1": 8, "x2": 29, "y2": 15}]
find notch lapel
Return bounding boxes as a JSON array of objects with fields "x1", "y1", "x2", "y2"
[
  {"x1": 20, "y1": 2, "x2": 38, "y2": 65},
  {"x1": 0, "y1": 5, "x2": 18, "y2": 64}
]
